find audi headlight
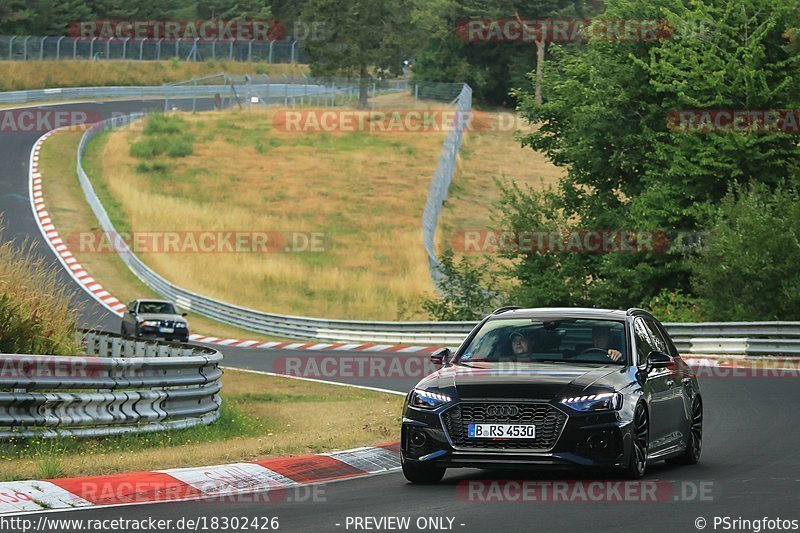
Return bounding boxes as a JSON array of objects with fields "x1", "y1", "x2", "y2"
[
  {"x1": 561, "y1": 392, "x2": 622, "y2": 412},
  {"x1": 409, "y1": 389, "x2": 452, "y2": 409}
]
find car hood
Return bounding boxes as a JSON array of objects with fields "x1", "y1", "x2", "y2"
[
  {"x1": 418, "y1": 361, "x2": 623, "y2": 400},
  {"x1": 137, "y1": 313, "x2": 185, "y2": 322}
]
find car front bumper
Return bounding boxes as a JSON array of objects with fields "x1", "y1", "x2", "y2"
[{"x1": 401, "y1": 403, "x2": 635, "y2": 470}]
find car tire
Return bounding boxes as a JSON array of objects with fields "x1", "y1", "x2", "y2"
[
  {"x1": 623, "y1": 402, "x2": 649, "y2": 479},
  {"x1": 402, "y1": 461, "x2": 446, "y2": 484},
  {"x1": 666, "y1": 396, "x2": 702, "y2": 466}
]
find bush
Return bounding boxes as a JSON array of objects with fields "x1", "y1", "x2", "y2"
[
  {"x1": 422, "y1": 249, "x2": 502, "y2": 321},
  {"x1": 130, "y1": 115, "x2": 195, "y2": 159},
  {"x1": 645, "y1": 289, "x2": 705, "y2": 323},
  {"x1": 143, "y1": 114, "x2": 187, "y2": 136},
  {"x1": 0, "y1": 236, "x2": 81, "y2": 355},
  {"x1": 692, "y1": 184, "x2": 800, "y2": 321}
]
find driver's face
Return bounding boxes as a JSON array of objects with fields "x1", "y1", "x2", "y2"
[
  {"x1": 593, "y1": 330, "x2": 609, "y2": 348},
  {"x1": 511, "y1": 336, "x2": 530, "y2": 354}
]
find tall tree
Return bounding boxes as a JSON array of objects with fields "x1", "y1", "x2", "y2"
[
  {"x1": 500, "y1": 0, "x2": 800, "y2": 310},
  {"x1": 300, "y1": 0, "x2": 412, "y2": 107}
]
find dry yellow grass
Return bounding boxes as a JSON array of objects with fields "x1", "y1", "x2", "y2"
[
  {"x1": 89, "y1": 107, "x2": 446, "y2": 320},
  {"x1": 37, "y1": 129, "x2": 296, "y2": 341},
  {"x1": 0, "y1": 369, "x2": 403, "y2": 480},
  {"x1": 0, "y1": 60, "x2": 307, "y2": 92},
  {"x1": 436, "y1": 110, "x2": 565, "y2": 257}
]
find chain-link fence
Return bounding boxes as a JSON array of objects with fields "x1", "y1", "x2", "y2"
[{"x1": 0, "y1": 35, "x2": 303, "y2": 63}]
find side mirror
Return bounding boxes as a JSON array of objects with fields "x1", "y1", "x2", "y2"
[
  {"x1": 181, "y1": 312, "x2": 188, "y2": 317},
  {"x1": 646, "y1": 351, "x2": 673, "y2": 371},
  {"x1": 430, "y1": 347, "x2": 452, "y2": 365}
]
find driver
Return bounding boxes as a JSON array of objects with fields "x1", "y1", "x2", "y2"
[
  {"x1": 509, "y1": 331, "x2": 533, "y2": 358},
  {"x1": 591, "y1": 326, "x2": 623, "y2": 362}
]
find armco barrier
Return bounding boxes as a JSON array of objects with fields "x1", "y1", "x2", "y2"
[{"x1": 0, "y1": 332, "x2": 222, "y2": 438}]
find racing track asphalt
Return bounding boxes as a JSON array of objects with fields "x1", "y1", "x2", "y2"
[{"x1": 1, "y1": 99, "x2": 799, "y2": 532}]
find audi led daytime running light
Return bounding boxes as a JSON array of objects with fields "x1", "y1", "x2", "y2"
[
  {"x1": 410, "y1": 389, "x2": 452, "y2": 409},
  {"x1": 560, "y1": 392, "x2": 622, "y2": 411}
]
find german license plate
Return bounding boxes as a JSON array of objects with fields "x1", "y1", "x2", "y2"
[
  {"x1": 468, "y1": 424, "x2": 535, "y2": 439},
  {"x1": 159, "y1": 327, "x2": 174, "y2": 333}
]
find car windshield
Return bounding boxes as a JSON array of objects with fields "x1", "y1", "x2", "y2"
[
  {"x1": 458, "y1": 318, "x2": 627, "y2": 365},
  {"x1": 138, "y1": 301, "x2": 178, "y2": 315}
]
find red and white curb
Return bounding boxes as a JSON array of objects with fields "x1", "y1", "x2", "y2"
[
  {"x1": 189, "y1": 335, "x2": 445, "y2": 354},
  {"x1": 0, "y1": 442, "x2": 400, "y2": 515},
  {"x1": 29, "y1": 128, "x2": 127, "y2": 317}
]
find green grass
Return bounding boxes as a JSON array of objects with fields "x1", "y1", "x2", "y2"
[{"x1": 82, "y1": 130, "x2": 131, "y2": 234}]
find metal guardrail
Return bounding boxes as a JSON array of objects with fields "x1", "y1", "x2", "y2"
[
  {"x1": 0, "y1": 332, "x2": 222, "y2": 438},
  {"x1": 422, "y1": 83, "x2": 472, "y2": 285},
  {"x1": 0, "y1": 82, "x2": 333, "y2": 106}
]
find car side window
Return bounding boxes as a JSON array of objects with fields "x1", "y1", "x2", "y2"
[
  {"x1": 127, "y1": 302, "x2": 136, "y2": 314},
  {"x1": 651, "y1": 320, "x2": 679, "y2": 358},
  {"x1": 633, "y1": 318, "x2": 655, "y2": 366},
  {"x1": 644, "y1": 319, "x2": 669, "y2": 354}
]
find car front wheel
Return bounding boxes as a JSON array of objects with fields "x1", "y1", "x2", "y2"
[
  {"x1": 623, "y1": 402, "x2": 649, "y2": 479},
  {"x1": 402, "y1": 461, "x2": 446, "y2": 484}
]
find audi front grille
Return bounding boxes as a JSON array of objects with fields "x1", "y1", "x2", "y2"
[{"x1": 442, "y1": 402, "x2": 568, "y2": 451}]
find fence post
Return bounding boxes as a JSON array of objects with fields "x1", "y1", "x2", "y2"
[
  {"x1": 268, "y1": 40, "x2": 274, "y2": 64},
  {"x1": 39, "y1": 36, "x2": 46, "y2": 60},
  {"x1": 8, "y1": 36, "x2": 14, "y2": 60},
  {"x1": 248, "y1": 39, "x2": 253, "y2": 61},
  {"x1": 56, "y1": 36, "x2": 65, "y2": 60},
  {"x1": 290, "y1": 40, "x2": 298, "y2": 64},
  {"x1": 22, "y1": 36, "x2": 31, "y2": 60}
]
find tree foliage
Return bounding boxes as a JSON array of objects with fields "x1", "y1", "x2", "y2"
[{"x1": 500, "y1": 0, "x2": 800, "y2": 315}]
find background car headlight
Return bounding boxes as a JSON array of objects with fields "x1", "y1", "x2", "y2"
[
  {"x1": 140, "y1": 320, "x2": 159, "y2": 327},
  {"x1": 560, "y1": 392, "x2": 622, "y2": 412},
  {"x1": 175, "y1": 322, "x2": 187, "y2": 328},
  {"x1": 410, "y1": 389, "x2": 452, "y2": 409}
]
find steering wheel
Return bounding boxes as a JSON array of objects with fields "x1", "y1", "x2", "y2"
[
  {"x1": 579, "y1": 347, "x2": 610, "y2": 356},
  {"x1": 575, "y1": 347, "x2": 621, "y2": 363}
]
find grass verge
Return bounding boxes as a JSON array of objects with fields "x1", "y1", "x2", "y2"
[
  {"x1": 0, "y1": 60, "x2": 307, "y2": 92},
  {"x1": 85, "y1": 107, "x2": 446, "y2": 320},
  {"x1": 0, "y1": 369, "x2": 403, "y2": 481},
  {"x1": 37, "y1": 128, "x2": 294, "y2": 342}
]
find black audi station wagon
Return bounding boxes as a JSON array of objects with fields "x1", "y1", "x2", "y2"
[{"x1": 401, "y1": 307, "x2": 702, "y2": 483}]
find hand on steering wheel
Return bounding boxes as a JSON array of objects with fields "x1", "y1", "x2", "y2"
[{"x1": 580, "y1": 347, "x2": 623, "y2": 362}]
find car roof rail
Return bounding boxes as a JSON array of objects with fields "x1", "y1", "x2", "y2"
[{"x1": 492, "y1": 306, "x2": 524, "y2": 315}]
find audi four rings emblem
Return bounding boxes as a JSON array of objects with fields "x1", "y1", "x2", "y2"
[{"x1": 486, "y1": 405, "x2": 519, "y2": 417}]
